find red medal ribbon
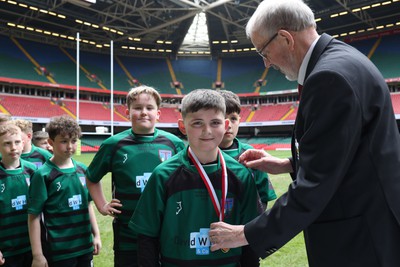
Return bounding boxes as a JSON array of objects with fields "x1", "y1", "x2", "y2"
[{"x1": 188, "y1": 147, "x2": 227, "y2": 221}]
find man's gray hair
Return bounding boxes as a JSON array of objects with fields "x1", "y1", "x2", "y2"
[{"x1": 246, "y1": 0, "x2": 316, "y2": 39}]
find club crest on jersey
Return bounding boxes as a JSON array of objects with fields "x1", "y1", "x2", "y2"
[
  {"x1": 159, "y1": 150, "x2": 172, "y2": 162},
  {"x1": 190, "y1": 228, "x2": 210, "y2": 255},
  {"x1": 11, "y1": 195, "x2": 27, "y2": 210},
  {"x1": 79, "y1": 175, "x2": 86, "y2": 187},
  {"x1": 224, "y1": 198, "x2": 234, "y2": 218}
]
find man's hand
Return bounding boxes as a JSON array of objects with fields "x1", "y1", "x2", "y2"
[
  {"x1": 239, "y1": 149, "x2": 293, "y2": 174},
  {"x1": 208, "y1": 222, "x2": 248, "y2": 251}
]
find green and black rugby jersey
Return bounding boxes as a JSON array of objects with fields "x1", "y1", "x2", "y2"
[
  {"x1": 0, "y1": 159, "x2": 36, "y2": 258},
  {"x1": 21, "y1": 144, "x2": 52, "y2": 168},
  {"x1": 130, "y1": 147, "x2": 260, "y2": 267},
  {"x1": 27, "y1": 159, "x2": 93, "y2": 262},
  {"x1": 221, "y1": 138, "x2": 277, "y2": 204},
  {"x1": 86, "y1": 128, "x2": 185, "y2": 251}
]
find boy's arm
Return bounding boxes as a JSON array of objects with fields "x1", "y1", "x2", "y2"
[
  {"x1": 86, "y1": 178, "x2": 122, "y2": 216},
  {"x1": 88, "y1": 203, "x2": 102, "y2": 255},
  {"x1": 28, "y1": 213, "x2": 48, "y2": 267},
  {"x1": 137, "y1": 234, "x2": 160, "y2": 267}
]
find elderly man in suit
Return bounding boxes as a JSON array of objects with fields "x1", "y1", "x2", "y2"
[{"x1": 208, "y1": 0, "x2": 400, "y2": 266}]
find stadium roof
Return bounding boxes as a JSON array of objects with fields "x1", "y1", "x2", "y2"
[{"x1": 0, "y1": 0, "x2": 399, "y2": 57}]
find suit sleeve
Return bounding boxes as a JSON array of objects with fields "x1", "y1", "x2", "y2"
[{"x1": 244, "y1": 70, "x2": 362, "y2": 258}]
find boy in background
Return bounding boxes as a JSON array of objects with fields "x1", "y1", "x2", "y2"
[
  {"x1": 217, "y1": 90, "x2": 276, "y2": 210},
  {"x1": 11, "y1": 119, "x2": 52, "y2": 167},
  {"x1": 0, "y1": 123, "x2": 37, "y2": 267},
  {"x1": 0, "y1": 114, "x2": 11, "y2": 126},
  {"x1": 130, "y1": 89, "x2": 260, "y2": 267},
  {"x1": 86, "y1": 86, "x2": 185, "y2": 267},
  {"x1": 32, "y1": 131, "x2": 53, "y2": 153},
  {"x1": 28, "y1": 115, "x2": 101, "y2": 267}
]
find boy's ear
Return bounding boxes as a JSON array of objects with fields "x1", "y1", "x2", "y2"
[
  {"x1": 125, "y1": 108, "x2": 129, "y2": 118},
  {"x1": 224, "y1": 119, "x2": 229, "y2": 131},
  {"x1": 178, "y1": 119, "x2": 186, "y2": 135},
  {"x1": 48, "y1": 138, "x2": 54, "y2": 147}
]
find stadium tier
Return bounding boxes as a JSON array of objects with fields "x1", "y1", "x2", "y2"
[
  {"x1": 2, "y1": 94, "x2": 399, "y2": 123},
  {"x1": 0, "y1": 34, "x2": 399, "y2": 94}
]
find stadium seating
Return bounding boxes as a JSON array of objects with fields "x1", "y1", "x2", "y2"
[
  {"x1": 391, "y1": 93, "x2": 400, "y2": 114},
  {"x1": 159, "y1": 107, "x2": 181, "y2": 123},
  {"x1": 369, "y1": 34, "x2": 400, "y2": 79},
  {"x1": 0, "y1": 94, "x2": 66, "y2": 117},
  {"x1": 250, "y1": 103, "x2": 293, "y2": 122},
  {"x1": 0, "y1": 36, "x2": 48, "y2": 82},
  {"x1": 170, "y1": 58, "x2": 217, "y2": 92},
  {"x1": 62, "y1": 99, "x2": 125, "y2": 121}
]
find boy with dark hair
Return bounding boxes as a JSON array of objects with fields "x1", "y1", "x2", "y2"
[
  {"x1": 0, "y1": 123, "x2": 37, "y2": 267},
  {"x1": 11, "y1": 119, "x2": 52, "y2": 167},
  {"x1": 130, "y1": 89, "x2": 260, "y2": 267},
  {"x1": 217, "y1": 90, "x2": 276, "y2": 210},
  {"x1": 86, "y1": 85, "x2": 185, "y2": 267},
  {"x1": 28, "y1": 115, "x2": 101, "y2": 267}
]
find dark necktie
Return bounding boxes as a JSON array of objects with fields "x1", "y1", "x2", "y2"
[{"x1": 298, "y1": 84, "x2": 303, "y2": 99}]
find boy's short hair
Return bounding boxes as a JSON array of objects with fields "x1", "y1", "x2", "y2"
[
  {"x1": 180, "y1": 89, "x2": 226, "y2": 119},
  {"x1": 33, "y1": 131, "x2": 49, "y2": 142},
  {"x1": 0, "y1": 113, "x2": 11, "y2": 124},
  {"x1": 0, "y1": 123, "x2": 21, "y2": 138},
  {"x1": 217, "y1": 90, "x2": 241, "y2": 115},
  {"x1": 126, "y1": 85, "x2": 161, "y2": 110},
  {"x1": 46, "y1": 115, "x2": 81, "y2": 140},
  {"x1": 12, "y1": 119, "x2": 33, "y2": 134}
]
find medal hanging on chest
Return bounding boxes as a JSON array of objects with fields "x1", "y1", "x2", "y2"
[{"x1": 188, "y1": 147, "x2": 230, "y2": 253}]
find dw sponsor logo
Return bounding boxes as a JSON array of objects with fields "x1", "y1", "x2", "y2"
[
  {"x1": 68, "y1": 194, "x2": 82, "y2": 210},
  {"x1": 136, "y1": 173, "x2": 152, "y2": 192},
  {"x1": 11, "y1": 195, "x2": 27, "y2": 210},
  {"x1": 190, "y1": 228, "x2": 210, "y2": 255}
]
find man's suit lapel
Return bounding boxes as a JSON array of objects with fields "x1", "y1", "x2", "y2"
[
  {"x1": 305, "y1": 33, "x2": 334, "y2": 80},
  {"x1": 291, "y1": 34, "x2": 334, "y2": 177}
]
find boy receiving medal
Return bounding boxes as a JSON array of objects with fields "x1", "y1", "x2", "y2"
[{"x1": 130, "y1": 89, "x2": 261, "y2": 267}]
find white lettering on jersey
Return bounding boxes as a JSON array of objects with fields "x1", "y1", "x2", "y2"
[
  {"x1": 56, "y1": 182, "x2": 62, "y2": 191},
  {"x1": 176, "y1": 201, "x2": 182, "y2": 215},
  {"x1": 190, "y1": 228, "x2": 210, "y2": 255}
]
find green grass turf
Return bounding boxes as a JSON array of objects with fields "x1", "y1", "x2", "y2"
[{"x1": 74, "y1": 150, "x2": 307, "y2": 267}]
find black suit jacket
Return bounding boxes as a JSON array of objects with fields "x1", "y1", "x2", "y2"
[{"x1": 245, "y1": 34, "x2": 400, "y2": 267}]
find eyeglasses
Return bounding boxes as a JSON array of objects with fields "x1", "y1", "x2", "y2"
[{"x1": 256, "y1": 32, "x2": 278, "y2": 59}]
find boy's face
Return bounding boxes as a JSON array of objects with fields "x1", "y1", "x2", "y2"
[
  {"x1": 220, "y1": 112, "x2": 241, "y2": 148},
  {"x1": 125, "y1": 93, "x2": 161, "y2": 134},
  {"x1": 179, "y1": 108, "x2": 229, "y2": 158},
  {"x1": 0, "y1": 132, "x2": 24, "y2": 162},
  {"x1": 35, "y1": 138, "x2": 53, "y2": 153},
  {"x1": 48, "y1": 134, "x2": 78, "y2": 161}
]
